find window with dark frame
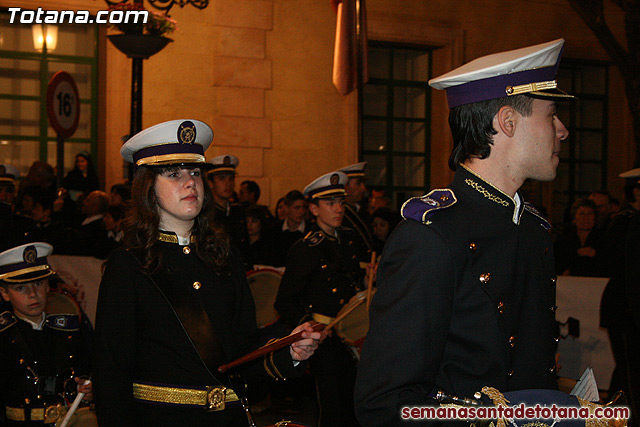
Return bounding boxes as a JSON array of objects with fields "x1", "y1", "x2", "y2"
[
  {"x1": 0, "y1": 10, "x2": 99, "y2": 180},
  {"x1": 523, "y1": 59, "x2": 609, "y2": 232},
  {"x1": 361, "y1": 42, "x2": 433, "y2": 211}
]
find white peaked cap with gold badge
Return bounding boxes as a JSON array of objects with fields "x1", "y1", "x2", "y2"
[
  {"x1": 207, "y1": 155, "x2": 239, "y2": 175},
  {"x1": 0, "y1": 164, "x2": 20, "y2": 184},
  {"x1": 0, "y1": 242, "x2": 54, "y2": 283},
  {"x1": 429, "y1": 39, "x2": 575, "y2": 108},
  {"x1": 121, "y1": 119, "x2": 214, "y2": 168},
  {"x1": 619, "y1": 168, "x2": 640, "y2": 178},
  {"x1": 338, "y1": 162, "x2": 367, "y2": 179},
  {"x1": 304, "y1": 171, "x2": 348, "y2": 199}
]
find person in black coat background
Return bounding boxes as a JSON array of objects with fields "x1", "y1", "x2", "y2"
[
  {"x1": 242, "y1": 204, "x2": 273, "y2": 267},
  {"x1": 63, "y1": 151, "x2": 100, "y2": 196},
  {"x1": 263, "y1": 190, "x2": 309, "y2": 267},
  {"x1": 0, "y1": 164, "x2": 37, "y2": 252},
  {"x1": 601, "y1": 172, "x2": 640, "y2": 406},
  {"x1": 554, "y1": 197, "x2": 607, "y2": 277},
  {"x1": 621, "y1": 181, "x2": 640, "y2": 425}
]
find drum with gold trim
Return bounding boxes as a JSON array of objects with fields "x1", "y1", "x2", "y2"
[
  {"x1": 54, "y1": 407, "x2": 98, "y2": 427},
  {"x1": 335, "y1": 288, "x2": 376, "y2": 356},
  {"x1": 246, "y1": 268, "x2": 283, "y2": 328},
  {"x1": 263, "y1": 421, "x2": 312, "y2": 427}
]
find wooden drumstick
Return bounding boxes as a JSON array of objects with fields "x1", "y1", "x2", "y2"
[
  {"x1": 218, "y1": 322, "x2": 325, "y2": 373},
  {"x1": 325, "y1": 296, "x2": 367, "y2": 331},
  {"x1": 219, "y1": 295, "x2": 372, "y2": 374},
  {"x1": 366, "y1": 251, "x2": 376, "y2": 312}
]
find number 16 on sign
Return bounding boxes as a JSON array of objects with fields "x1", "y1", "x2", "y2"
[{"x1": 47, "y1": 71, "x2": 80, "y2": 187}]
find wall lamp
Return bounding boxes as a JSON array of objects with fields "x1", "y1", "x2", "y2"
[{"x1": 32, "y1": 24, "x2": 58, "y2": 52}]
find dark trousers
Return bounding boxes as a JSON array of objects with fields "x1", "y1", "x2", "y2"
[
  {"x1": 309, "y1": 334, "x2": 360, "y2": 427},
  {"x1": 622, "y1": 327, "x2": 640, "y2": 427},
  {"x1": 608, "y1": 329, "x2": 628, "y2": 396},
  {"x1": 608, "y1": 325, "x2": 640, "y2": 427}
]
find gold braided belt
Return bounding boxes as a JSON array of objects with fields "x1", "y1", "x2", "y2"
[
  {"x1": 6, "y1": 404, "x2": 67, "y2": 424},
  {"x1": 132, "y1": 382, "x2": 239, "y2": 412},
  {"x1": 312, "y1": 313, "x2": 335, "y2": 325}
]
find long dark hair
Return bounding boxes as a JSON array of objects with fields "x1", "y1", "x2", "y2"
[
  {"x1": 75, "y1": 151, "x2": 97, "y2": 175},
  {"x1": 122, "y1": 165, "x2": 230, "y2": 272}
]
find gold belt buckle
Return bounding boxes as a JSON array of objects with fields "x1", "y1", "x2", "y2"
[
  {"x1": 44, "y1": 404, "x2": 66, "y2": 424},
  {"x1": 206, "y1": 386, "x2": 226, "y2": 411}
]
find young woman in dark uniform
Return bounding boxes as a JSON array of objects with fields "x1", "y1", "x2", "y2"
[{"x1": 93, "y1": 119, "x2": 319, "y2": 427}]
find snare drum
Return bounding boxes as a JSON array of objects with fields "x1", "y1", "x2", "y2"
[
  {"x1": 246, "y1": 268, "x2": 283, "y2": 328},
  {"x1": 335, "y1": 288, "x2": 376, "y2": 355},
  {"x1": 45, "y1": 290, "x2": 82, "y2": 319},
  {"x1": 263, "y1": 421, "x2": 312, "y2": 427}
]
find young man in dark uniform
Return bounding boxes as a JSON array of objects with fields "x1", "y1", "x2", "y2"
[
  {"x1": 275, "y1": 171, "x2": 367, "y2": 427},
  {"x1": 207, "y1": 154, "x2": 248, "y2": 250},
  {"x1": 0, "y1": 242, "x2": 93, "y2": 426},
  {"x1": 355, "y1": 39, "x2": 574, "y2": 426},
  {"x1": 339, "y1": 162, "x2": 374, "y2": 254}
]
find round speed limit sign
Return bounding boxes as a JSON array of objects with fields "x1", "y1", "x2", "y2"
[{"x1": 47, "y1": 71, "x2": 80, "y2": 139}]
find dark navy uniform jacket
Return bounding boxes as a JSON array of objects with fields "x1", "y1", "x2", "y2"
[
  {"x1": 343, "y1": 203, "x2": 374, "y2": 254},
  {"x1": 355, "y1": 165, "x2": 558, "y2": 427},
  {"x1": 275, "y1": 224, "x2": 365, "y2": 329},
  {"x1": 0, "y1": 311, "x2": 88, "y2": 426},
  {"x1": 94, "y1": 235, "x2": 301, "y2": 427},
  {"x1": 213, "y1": 202, "x2": 248, "y2": 250}
]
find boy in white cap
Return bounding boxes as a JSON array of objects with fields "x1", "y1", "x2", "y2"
[
  {"x1": 0, "y1": 242, "x2": 93, "y2": 426},
  {"x1": 206, "y1": 154, "x2": 248, "y2": 251},
  {"x1": 0, "y1": 164, "x2": 19, "y2": 205},
  {"x1": 207, "y1": 154, "x2": 239, "y2": 209},
  {"x1": 356, "y1": 39, "x2": 574, "y2": 426},
  {"x1": 275, "y1": 170, "x2": 367, "y2": 427}
]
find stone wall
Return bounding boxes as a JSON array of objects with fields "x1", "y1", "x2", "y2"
[{"x1": 2, "y1": 0, "x2": 633, "y2": 209}]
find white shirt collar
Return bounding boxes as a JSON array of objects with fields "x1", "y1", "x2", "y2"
[
  {"x1": 16, "y1": 312, "x2": 46, "y2": 330},
  {"x1": 107, "y1": 230, "x2": 124, "y2": 242},
  {"x1": 512, "y1": 193, "x2": 522, "y2": 224},
  {"x1": 81, "y1": 214, "x2": 104, "y2": 226},
  {"x1": 282, "y1": 218, "x2": 306, "y2": 233}
]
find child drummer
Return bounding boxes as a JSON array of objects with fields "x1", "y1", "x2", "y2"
[
  {"x1": 0, "y1": 242, "x2": 92, "y2": 426},
  {"x1": 275, "y1": 171, "x2": 372, "y2": 427}
]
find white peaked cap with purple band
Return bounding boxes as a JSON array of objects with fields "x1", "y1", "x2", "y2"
[{"x1": 429, "y1": 39, "x2": 575, "y2": 108}]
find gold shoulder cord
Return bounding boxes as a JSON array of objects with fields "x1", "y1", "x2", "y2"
[
  {"x1": 263, "y1": 338, "x2": 279, "y2": 379},
  {"x1": 576, "y1": 397, "x2": 618, "y2": 427},
  {"x1": 482, "y1": 387, "x2": 511, "y2": 427}
]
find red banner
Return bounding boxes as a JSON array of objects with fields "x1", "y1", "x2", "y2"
[{"x1": 331, "y1": 0, "x2": 368, "y2": 96}]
